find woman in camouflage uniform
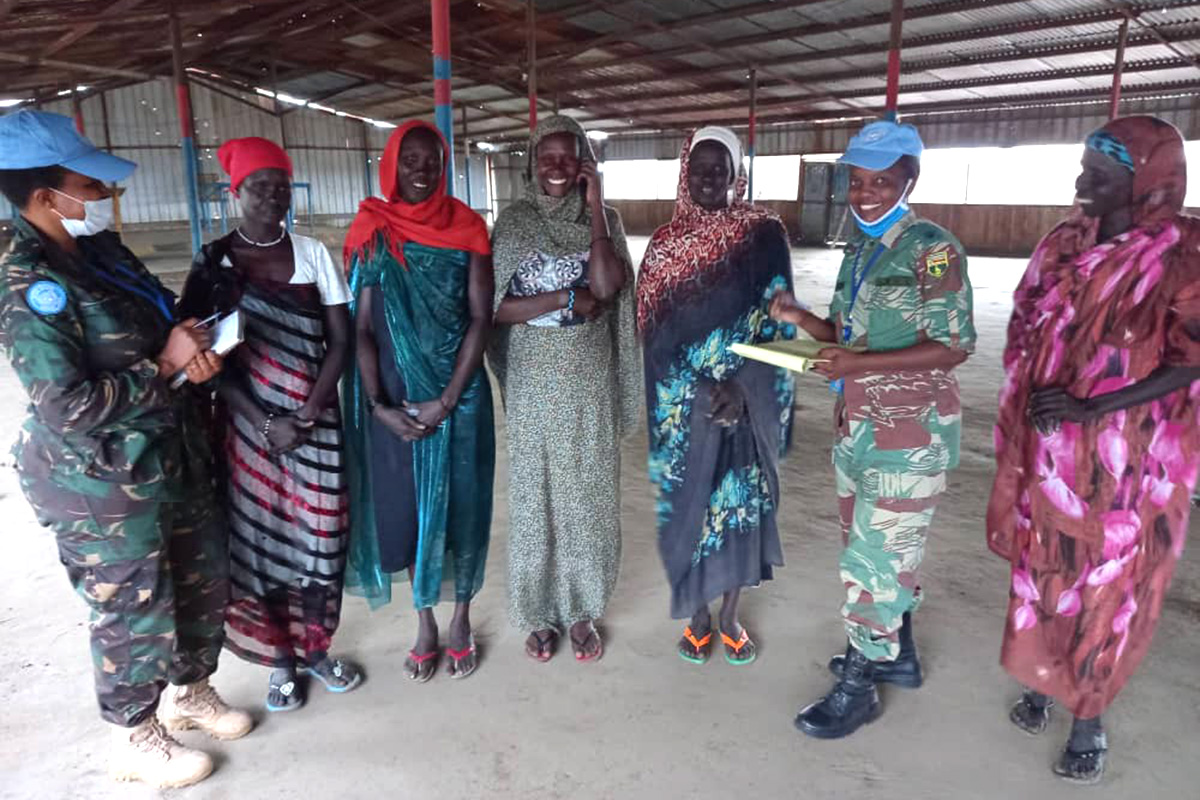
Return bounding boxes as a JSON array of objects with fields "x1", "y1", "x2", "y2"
[
  {"x1": 0, "y1": 110, "x2": 251, "y2": 789},
  {"x1": 771, "y1": 119, "x2": 975, "y2": 740}
]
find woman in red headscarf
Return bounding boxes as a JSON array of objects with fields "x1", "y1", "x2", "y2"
[
  {"x1": 988, "y1": 116, "x2": 1200, "y2": 784},
  {"x1": 343, "y1": 121, "x2": 494, "y2": 682},
  {"x1": 179, "y1": 137, "x2": 361, "y2": 712}
]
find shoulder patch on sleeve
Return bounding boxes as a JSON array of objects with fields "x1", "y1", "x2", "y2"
[
  {"x1": 925, "y1": 248, "x2": 951, "y2": 278},
  {"x1": 25, "y1": 280, "x2": 68, "y2": 316}
]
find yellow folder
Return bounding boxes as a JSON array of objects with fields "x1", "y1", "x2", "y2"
[{"x1": 729, "y1": 339, "x2": 860, "y2": 374}]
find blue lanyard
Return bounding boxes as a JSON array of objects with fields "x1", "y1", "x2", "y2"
[
  {"x1": 842, "y1": 243, "x2": 885, "y2": 345},
  {"x1": 831, "y1": 242, "x2": 884, "y2": 395},
  {"x1": 92, "y1": 261, "x2": 175, "y2": 323}
]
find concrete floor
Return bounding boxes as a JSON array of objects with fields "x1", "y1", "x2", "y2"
[{"x1": 0, "y1": 240, "x2": 1197, "y2": 800}]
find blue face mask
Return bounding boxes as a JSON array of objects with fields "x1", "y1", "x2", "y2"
[{"x1": 850, "y1": 179, "x2": 912, "y2": 238}]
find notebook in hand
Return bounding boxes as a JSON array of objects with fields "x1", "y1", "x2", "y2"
[{"x1": 729, "y1": 338, "x2": 861, "y2": 374}]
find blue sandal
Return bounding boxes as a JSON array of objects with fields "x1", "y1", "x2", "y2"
[
  {"x1": 302, "y1": 657, "x2": 363, "y2": 694},
  {"x1": 266, "y1": 668, "x2": 304, "y2": 713}
]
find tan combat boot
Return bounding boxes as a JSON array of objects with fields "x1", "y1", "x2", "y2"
[
  {"x1": 159, "y1": 678, "x2": 254, "y2": 740},
  {"x1": 110, "y1": 717, "x2": 214, "y2": 788}
]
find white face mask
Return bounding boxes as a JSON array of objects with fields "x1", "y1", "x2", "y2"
[{"x1": 50, "y1": 189, "x2": 115, "y2": 238}]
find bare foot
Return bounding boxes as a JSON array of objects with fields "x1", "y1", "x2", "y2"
[
  {"x1": 446, "y1": 604, "x2": 476, "y2": 679},
  {"x1": 405, "y1": 612, "x2": 439, "y2": 682},
  {"x1": 525, "y1": 629, "x2": 556, "y2": 662},
  {"x1": 569, "y1": 620, "x2": 603, "y2": 662}
]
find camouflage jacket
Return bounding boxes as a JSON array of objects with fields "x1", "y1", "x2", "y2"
[
  {"x1": 829, "y1": 212, "x2": 976, "y2": 474},
  {"x1": 0, "y1": 217, "x2": 189, "y2": 502}
]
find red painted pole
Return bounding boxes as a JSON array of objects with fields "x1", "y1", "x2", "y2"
[
  {"x1": 527, "y1": 0, "x2": 537, "y2": 131},
  {"x1": 885, "y1": 0, "x2": 904, "y2": 115},
  {"x1": 432, "y1": 0, "x2": 456, "y2": 195},
  {"x1": 71, "y1": 93, "x2": 85, "y2": 135},
  {"x1": 169, "y1": 0, "x2": 202, "y2": 254},
  {"x1": 1110, "y1": 17, "x2": 1130, "y2": 120},
  {"x1": 748, "y1": 68, "x2": 757, "y2": 203}
]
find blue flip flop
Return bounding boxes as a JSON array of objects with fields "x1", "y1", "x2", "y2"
[
  {"x1": 266, "y1": 670, "x2": 304, "y2": 713},
  {"x1": 302, "y1": 658, "x2": 363, "y2": 694}
]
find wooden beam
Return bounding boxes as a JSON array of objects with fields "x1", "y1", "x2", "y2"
[
  {"x1": 0, "y1": 50, "x2": 154, "y2": 81},
  {"x1": 1115, "y1": 1, "x2": 1200, "y2": 76},
  {"x1": 605, "y1": 0, "x2": 855, "y2": 114},
  {"x1": 552, "y1": 0, "x2": 1033, "y2": 78},
  {"x1": 473, "y1": 77, "x2": 1200, "y2": 141},
  {"x1": 43, "y1": 0, "x2": 150, "y2": 58},
  {"x1": 537, "y1": 0, "x2": 832, "y2": 68},
  {"x1": 189, "y1": 76, "x2": 276, "y2": 115},
  {"x1": 2, "y1": 2, "x2": 231, "y2": 34},
  {"x1": 701, "y1": 78, "x2": 1200, "y2": 130},
  {"x1": 629, "y1": 56, "x2": 1196, "y2": 121},
  {"x1": 0, "y1": 0, "x2": 19, "y2": 27},
  {"x1": 173, "y1": 0, "x2": 332, "y2": 65},
  {"x1": 555, "y1": 3, "x2": 1200, "y2": 94},
  {"x1": 469, "y1": 0, "x2": 600, "y2": 40},
  {"x1": 279, "y1": 78, "x2": 373, "y2": 115}
]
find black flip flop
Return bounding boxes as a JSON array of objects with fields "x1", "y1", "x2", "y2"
[
  {"x1": 1054, "y1": 746, "x2": 1107, "y2": 785},
  {"x1": 1010, "y1": 694, "x2": 1054, "y2": 735}
]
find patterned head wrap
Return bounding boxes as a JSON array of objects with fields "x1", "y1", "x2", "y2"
[
  {"x1": 1086, "y1": 130, "x2": 1135, "y2": 172},
  {"x1": 1100, "y1": 116, "x2": 1187, "y2": 226},
  {"x1": 635, "y1": 129, "x2": 781, "y2": 334}
]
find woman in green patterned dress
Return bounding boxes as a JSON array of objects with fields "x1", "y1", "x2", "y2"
[{"x1": 488, "y1": 115, "x2": 641, "y2": 663}]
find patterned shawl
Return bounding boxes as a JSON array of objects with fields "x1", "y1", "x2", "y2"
[
  {"x1": 988, "y1": 115, "x2": 1200, "y2": 560},
  {"x1": 636, "y1": 131, "x2": 782, "y2": 336}
]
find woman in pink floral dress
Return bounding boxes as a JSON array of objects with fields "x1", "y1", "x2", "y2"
[{"x1": 988, "y1": 116, "x2": 1200, "y2": 785}]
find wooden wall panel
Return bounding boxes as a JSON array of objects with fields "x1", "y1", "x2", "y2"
[{"x1": 610, "y1": 200, "x2": 1093, "y2": 258}]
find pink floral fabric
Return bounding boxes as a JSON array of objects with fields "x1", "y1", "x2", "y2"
[{"x1": 987, "y1": 116, "x2": 1200, "y2": 717}]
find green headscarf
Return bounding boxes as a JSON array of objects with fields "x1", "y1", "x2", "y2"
[{"x1": 489, "y1": 114, "x2": 642, "y2": 436}]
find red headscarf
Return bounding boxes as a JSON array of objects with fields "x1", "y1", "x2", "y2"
[
  {"x1": 343, "y1": 120, "x2": 490, "y2": 271},
  {"x1": 217, "y1": 137, "x2": 292, "y2": 191}
]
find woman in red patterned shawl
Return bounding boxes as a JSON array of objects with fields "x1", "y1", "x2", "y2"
[
  {"x1": 988, "y1": 116, "x2": 1200, "y2": 785},
  {"x1": 636, "y1": 127, "x2": 795, "y2": 666}
]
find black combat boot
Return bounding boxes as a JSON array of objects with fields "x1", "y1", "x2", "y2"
[
  {"x1": 795, "y1": 645, "x2": 881, "y2": 740},
  {"x1": 827, "y1": 612, "x2": 923, "y2": 688}
]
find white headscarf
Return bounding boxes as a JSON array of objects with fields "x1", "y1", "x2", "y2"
[{"x1": 692, "y1": 125, "x2": 744, "y2": 175}]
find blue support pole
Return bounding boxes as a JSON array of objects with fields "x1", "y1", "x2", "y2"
[
  {"x1": 432, "y1": 0, "x2": 456, "y2": 197},
  {"x1": 180, "y1": 136, "x2": 202, "y2": 253}
]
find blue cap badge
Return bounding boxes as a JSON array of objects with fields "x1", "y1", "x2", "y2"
[{"x1": 839, "y1": 120, "x2": 925, "y2": 172}]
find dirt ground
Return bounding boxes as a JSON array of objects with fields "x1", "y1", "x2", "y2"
[{"x1": 0, "y1": 239, "x2": 1196, "y2": 800}]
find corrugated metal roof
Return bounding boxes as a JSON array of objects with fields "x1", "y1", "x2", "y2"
[{"x1": 5, "y1": 0, "x2": 1200, "y2": 149}]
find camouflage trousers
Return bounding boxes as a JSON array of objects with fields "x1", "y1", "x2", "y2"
[
  {"x1": 834, "y1": 452, "x2": 945, "y2": 662},
  {"x1": 22, "y1": 477, "x2": 229, "y2": 727}
]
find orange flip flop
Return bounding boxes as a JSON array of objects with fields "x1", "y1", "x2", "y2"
[
  {"x1": 679, "y1": 626, "x2": 713, "y2": 665},
  {"x1": 720, "y1": 629, "x2": 757, "y2": 666}
]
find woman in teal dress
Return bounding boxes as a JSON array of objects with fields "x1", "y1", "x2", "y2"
[{"x1": 343, "y1": 121, "x2": 495, "y2": 681}]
